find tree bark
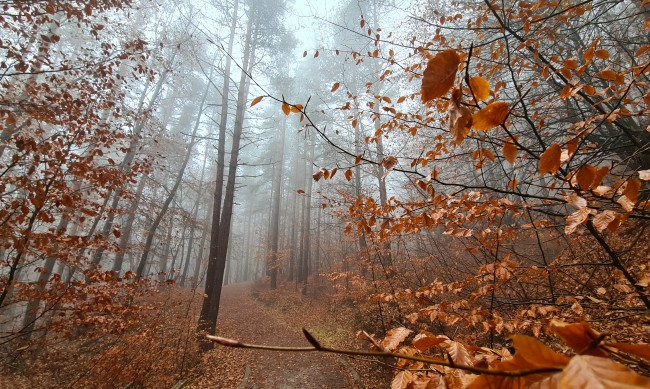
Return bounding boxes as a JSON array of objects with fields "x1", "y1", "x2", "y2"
[
  {"x1": 269, "y1": 116, "x2": 286, "y2": 289},
  {"x1": 198, "y1": 11, "x2": 255, "y2": 351}
]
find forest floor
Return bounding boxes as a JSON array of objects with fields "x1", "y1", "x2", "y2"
[{"x1": 186, "y1": 281, "x2": 391, "y2": 388}]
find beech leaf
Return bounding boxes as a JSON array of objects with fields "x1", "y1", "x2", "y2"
[
  {"x1": 561, "y1": 355, "x2": 650, "y2": 388},
  {"x1": 281, "y1": 102, "x2": 291, "y2": 116},
  {"x1": 607, "y1": 343, "x2": 650, "y2": 362},
  {"x1": 539, "y1": 144, "x2": 562, "y2": 176},
  {"x1": 331, "y1": 82, "x2": 340, "y2": 92},
  {"x1": 421, "y1": 50, "x2": 461, "y2": 103},
  {"x1": 502, "y1": 141, "x2": 518, "y2": 165},
  {"x1": 472, "y1": 102, "x2": 509, "y2": 130},
  {"x1": 445, "y1": 340, "x2": 473, "y2": 366},
  {"x1": 250, "y1": 95, "x2": 264, "y2": 107},
  {"x1": 549, "y1": 320, "x2": 607, "y2": 356},
  {"x1": 468, "y1": 76, "x2": 490, "y2": 102},
  {"x1": 381, "y1": 327, "x2": 412, "y2": 351}
]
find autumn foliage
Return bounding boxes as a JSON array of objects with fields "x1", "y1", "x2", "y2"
[{"x1": 278, "y1": 0, "x2": 650, "y2": 387}]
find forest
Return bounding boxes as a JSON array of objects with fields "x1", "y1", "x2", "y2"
[{"x1": 0, "y1": 0, "x2": 649, "y2": 387}]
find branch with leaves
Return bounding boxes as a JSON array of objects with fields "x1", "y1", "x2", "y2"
[{"x1": 208, "y1": 320, "x2": 650, "y2": 388}]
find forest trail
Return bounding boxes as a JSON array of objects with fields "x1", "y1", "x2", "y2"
[{"x1": 188, "y1": 282, "x2": 360, "y2": 388}]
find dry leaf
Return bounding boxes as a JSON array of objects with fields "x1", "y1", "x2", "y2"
[
  {"x1": 468, "y1": 76, "x2": 490, "y2": 102},
  {"x1": 502, "y1": 141, "x2": 518, "y2": 165},
  {"x1": 539, "y1": 144, "x2": 562, "y2": 176},
  {"x1": 561, "y1": 355, "x2": 650, "y2": 388},
  {"x1": 381, "y1": 327, "x2": 412, "y2": 351},
  {"x1": 472, "y1": 102, "x2": 509, "y2": 130},
  {"x1": 421, "y1": 50, "x2": 461, "y2": 103}
]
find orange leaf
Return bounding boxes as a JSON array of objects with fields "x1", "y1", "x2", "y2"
[
  {"x1": 594, "y1": 49, "x2": 609, "y2": 59},
  {"x1": 290, "y1": 104, "x2": 303, "y2": 113},
  {"x1": 560, "y1": 355, "x2": 650, "y2": 388},
  {"x1": 250, "y1": 95, "x2": 264, "y2": 107},
  {"x1": 469, "y1": 76, "x2": 490, "y2": 102},
  {"x1": 539, "y1": 143, "x2": 562, "y2": 176},
  {"x1": 344, "y1": 169, "x2": 353, "y2": 181},
  {"x1": 623, "y1": 178, "x2": 641, "y2": 203},
  {"x1": 296, "y1": 189, "x2": 305, "y2": 194},
  {"x1": 412, "y1": 334, "x2": 447, "y2": 352},
  {"x1": 502, "y1": 141, "x2": 518, "y2": 165},
  {"x1": 549, "y1": 320, "x2": 607, "y2": 356},
  {"x1": 380, "y1": 327, "x2": 412, "y2": 351},
  {"x1": 511, "y1": 335, "x2": 570, "y2": 368},
  {"x1": 281, "y1": 102, "x2": 291, "y2": 116},
  {"x1": 472, "y1": 102, "x2": 509, "y2": 130},
  {"x1": 421, "y1": 50, "x2": 461, "y2": 103},
  {"x1": 331, "y1": 82, "x2": 340, "y2": 92},
  {"x1": 607, "y1": 343, "x2": 650, "y2": 362},
  {"x1": 575, "y1": 164, "x2": 597, "y2": 190}
]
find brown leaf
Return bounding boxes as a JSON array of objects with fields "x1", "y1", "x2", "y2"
[
  {"x1": 281, "y1": 102, "x2": 291, "y2": 116},
  {"x1": 560, "y1": 355, "x2": 650, "y2": 388},
  {"x1": 381, "y1": 327, "x2": 412, "y2": 351},
  {"x1": 331, "y1": 82, "x2": 340, "y2": 92},
  {"x1": 472, "y1": 102, "x2": 509, "y2": 130},
  {"x1": 391, "y1": 370, "x2": 413, "y2": 389},
  {"x1": 606, "y1": 343, "x2": 650, "y2": 362},
  {"x1": 421, "y1": 50, "x2": 461, "y2": 103},
  {"x1": 449, "y1": 104, "x2": 473, "y2": 145},
  {"x1": 382, "y1": 155, "x2": 398, "y2": 171},
  {"x1": 511, "y1": 335, "x2": 570, "y2": 368},
  {"x1": 566, "y1": 193, "x2": 587, "y2": 209},
  {"x1": 469, "y1": 76, "x2": 490, "y2": 102},
  {"x1": 575, "y1": 164, "x2": 597, "y2": 190},
  {"x1": 565, "y1": 208, "x2": 589, "y2": 235},
  {"x1": 502, "y1": 141, "x2": 518, "y2": 165},
  {"x1": 412, "y1": 334, "x2": 447, "y2": 352},
  {"x1": 538, "y1": 143, "x2": 562, "y2": 176},
  {"x1": 344, "y1": 169, "x2": 353, "y2": 181},
  {"x1": 593, "y1": 210, "x2": 618, "y2": 232},
  {"x1": 250, "y1": 95, "x2": 264, "y2": 107},
  {"x1": 623, "y1": 178, "x2": 641, "y2": 203},
  {"x1": 549, "y1": 320, "x2": 607, "y2": 356},
  {"x1": 445, "y1": 340, "x2": 473, "y2": 366}
]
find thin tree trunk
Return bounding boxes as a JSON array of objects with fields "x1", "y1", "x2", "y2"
[
  {"x1": 269, "y1": 117, "x2": 286, "y2": 289},
  {"x1": 135, "y1": 77, "x2": 209, "y2": 278}
]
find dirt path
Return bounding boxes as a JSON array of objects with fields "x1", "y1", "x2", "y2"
[{"x1": 188, "y1": 283, "x2": 360, "y2": 388}]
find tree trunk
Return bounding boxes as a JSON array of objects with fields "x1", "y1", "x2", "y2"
[
  {"x1": 198, "y1": 12, "x2": 254, "y2": 351},
  {"x1": 269, "y1": 116, "x2": 286, "y2": 289},
  {"x1": 135, "y1": 75, "x2": 209, "y2": 278}
]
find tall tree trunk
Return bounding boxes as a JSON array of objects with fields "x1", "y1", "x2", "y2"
[
  {"x1": 299, "y1": 135, "x2": 315, "y2": 283},
  {"x1": 199, "y1": 0, "x2": 238, "y2": 330},
  {"x1": 269, "y1": 117, "x2": 286, "y2": 289},
  {"x1": 198, "y1": 12, "x2": 254, "y2": 351}
]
